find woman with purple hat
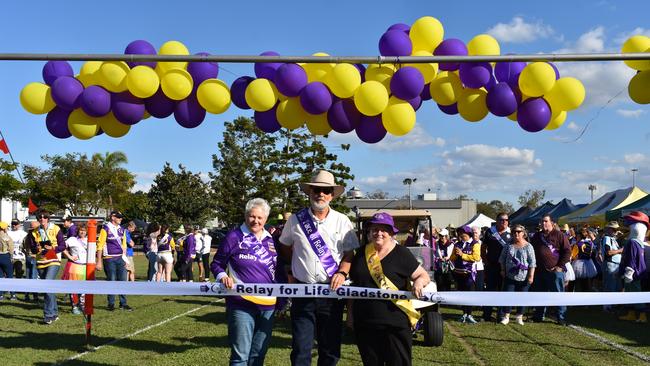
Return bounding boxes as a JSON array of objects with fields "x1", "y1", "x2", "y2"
[
  {"x1": 348, "y1": 212, "x2": 430, "y2": 366},
  {"x1": 618, "y1": 211, "x2": 650, "y2": 323},
  {"x1": 450, "y1": 225, "x2": 481, "y2": 324}
]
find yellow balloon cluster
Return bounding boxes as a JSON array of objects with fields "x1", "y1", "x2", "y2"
[{"x1": 622, "y1": 35, "x2": 650, "y2": 104}]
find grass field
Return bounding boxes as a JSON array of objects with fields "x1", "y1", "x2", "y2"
[{"x1": 1, "y1": 255, "x2": 649, "y2": 365}]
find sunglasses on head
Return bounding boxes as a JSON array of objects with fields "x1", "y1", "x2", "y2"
[{"x1": 312, "y1": 186, "x2": 334, "y2": 195}]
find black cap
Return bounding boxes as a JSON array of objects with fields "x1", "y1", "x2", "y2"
[
  {"x1": 110, "y1": 210, "x2": 124, "y2": 218},
  {"x1": 11, "y1": 219, "x2": 20, "y2": 226}
]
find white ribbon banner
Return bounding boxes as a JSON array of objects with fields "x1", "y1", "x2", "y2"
[{"x1": 1, "y1": 279, "x2": 649, "y2": 306}]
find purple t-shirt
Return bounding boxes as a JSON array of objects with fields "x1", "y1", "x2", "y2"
[{"x1": 211, "y1": 225, "x2": 277, "y2": 311}]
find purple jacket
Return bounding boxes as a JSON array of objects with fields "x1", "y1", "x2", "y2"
[
  {"x1": 211, "y1": 225, "x2": 277, "y2": 311},
  {"x1": 179, "y1": 234, "x2": 196, "y2": 263},
  {"x1": 619, "y1": 239, "x2": 648, "y2": 281}
]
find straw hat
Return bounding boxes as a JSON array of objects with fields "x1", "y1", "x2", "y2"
[
  {"x1": 605, "y1": 221, "x2": 620, "y2": 229},
  {"x1": 299, "y1": 170, "x2": 345, "y2": 198}
]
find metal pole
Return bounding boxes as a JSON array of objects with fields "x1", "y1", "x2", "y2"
[
  {"x1": 632, "y1": 169, "x2": 638, "y2": 187},
  {"x1": 408, "y1": 183, "x2": 412, "y2": 210}
]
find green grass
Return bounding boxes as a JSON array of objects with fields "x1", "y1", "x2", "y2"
[{"x1": 1, "y1": 255, "x2": 649, "y2": 365}]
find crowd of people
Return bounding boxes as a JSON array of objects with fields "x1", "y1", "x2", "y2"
[{"x1": 1, "y1": 168, "x2": 649, "y2": 366}]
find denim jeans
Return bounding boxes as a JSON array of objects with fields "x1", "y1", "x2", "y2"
[
  {"x1": 482, "y1": 265, "x2": 503, "y2": 320},
  {"x1": 38, "y1": 265, "x2": 60, "y2": 318},
  {"x1": 103, "y1": 257, "x2": 127, "y2": 306},
  {"x1": 533, "y1": 270, "x2": 566, "y2": 321},
  {"x1": 146, "y1": 252, "x2": 158, "y2": 281},
  {"x1": 25, "y1": 257, "x2": 38, "y2": 299},
  {"x1": 227, "y1": 307, "x2": 274, "y2": 366},
  {"x1": 0, "y1": 253, "x2": 15, "y2": 297},
  {"x1": 602, "y1": 262, "x2": 622, "y2": 292},
  {"x1": 290, "y1": 297, "x2": 344, "y2": 366},
  {"x1": 499, "y1": 277, "x2": 530, "y2": 316}
]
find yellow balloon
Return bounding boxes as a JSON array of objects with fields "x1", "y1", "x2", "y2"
[
  {"x1": 276, "y1": 97, "x2": 307, "y2": 129},
  {"x1": 467, "y1": 34, "x2": 500, "y2": 56},
  {"x1": 457, "y1": 88, "x2": 488, "y2": 122},
  {"x1": 354, "y1": 81, "x2": 389, "y2": 116},
  {"x1": 429, "y1": 71, "x2": 463, "y2": 106},
  {"x1": 622, "y1": 35, "x2": 650, "y2": 70},
  {"x1": 382, "y1": 97, "x2": 416, "y2": 136},
  {"x1": 143, "y1": 110, "x2": 151, "y2": 119},
  {"x1": 518, "y1": 62, "x2": 556, "y2": 97},
  {"x1": 78, "y1": 61, "x2": 103, "y2": 87},
  {"x1": 76, "y1": 73, "x2": 94, "y2": 88},
  {"x1": 98, "y1": 61, "x2": 130, "y2": 93},
  {"x1": 365, "y1": 64, "x2": 395, "y2": 91},
  {"x1": 245, "y1": 78, "x2": 278, "y2": 112},
  {"x1": 97, "y1": 112, "x2": 131, "y2": 138},
  {"x1": 409, "y1": 16, "x2": 444, "y2": 52},
  {"x1": 507, "y1": 111, "x2": 518, "y2": 122},
  {"x1": 160, "y1": 69, "x2": 194, "y2": 101},
  {"x1": 544, "y1": 77, "x2": 585, "y2": 111},
  {"x1": 302, "y1": 52, "x2": 334, "y2": 83},
  {"x1": 20, "y1": 82, "x2": 55, "y2": 114},
  {"x1": 127, "y1": 66, "x2": 160, "y2": 98},
  {"x1": 197, "y1": 79, "x2": 231, "y2": 114},
  {"x1": 326, "y1": 63, "x2": 361, "y2": 98},
  {"x1": 406, "y1": 50, "x2": 438, "y2": 83},
  {"x1": 67, "y1": 109, "x2": 99, "y2": 140},
  {"x1": 545, "y1": 110, "x2": 567, "y2": 130},
  {"x1": 157, "y1": 40, "x2": 189, "y2": 73},
  {"x1": 628, "y1": 70, "x2": 650, "y2": 104},
  {"x1": 306, "y1": 113, "x2": 332, "y2": 135}
]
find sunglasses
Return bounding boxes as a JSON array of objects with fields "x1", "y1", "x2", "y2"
[
  {"x1": 312, "y1": 187, "x2": 334, "y2": 195},
  {"x1": 514, "y1": 230, "x2": 524, "y2": 234},
  {"x1": 498, "y1": 218, "x2": 509, "y2": 222},
  {"x1": 38, "y1": 215, "x2": 49, "y2": 219}
]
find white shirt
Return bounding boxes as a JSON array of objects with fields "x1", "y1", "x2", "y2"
[
  {"x1": 65, "y1": 236, "x2": 88, "y2": 264},
  {"x1": 194, "y1": 233, "x2": 205, "y2": 255},
  {"x1": 279, "y1": 207, "x2": 359, "y2": 283},
  {"x1": 202, "y1": 234, "x2": 212, "y2": 255},
  {"x1": 8, "y1": 229, "x2": 27, "y2": 261}
]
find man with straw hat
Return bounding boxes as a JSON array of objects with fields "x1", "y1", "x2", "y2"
[
  {"x1": 601, "y1": 221, "x2": 623, "y2": 312},
  {"x1": 279, "y1": 169, "x2": 359, "y2": 366}
]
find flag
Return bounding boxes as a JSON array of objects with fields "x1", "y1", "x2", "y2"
[
  {"x1": 0, "y1": 139, "x2": 8, "y2": 154},
  {"x1": 28, "y1": 198, "x2": 38, "y2": 214}
]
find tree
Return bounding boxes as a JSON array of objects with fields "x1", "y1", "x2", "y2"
[
  {"x1": 148, "y1": 163, "x2": 214, "y2": 228},
  {"x1": 518, "y1": 189, "x2": 546, "y2": 208},
  {"x1": 92, "y1": 151, "x2": 130, "y2": 212},
  {"x1": 122, "y1": 191, "x2": 152, "y2": 222},
  {"x1": 367, "y1": 189, "x2": 390, "y2": 199},
  {"x1": 0, "y1": 158, "x2": 22, "y2": 200},
  {"x1": 477, "y1": 200, "x2": 514, "y2": 219}
]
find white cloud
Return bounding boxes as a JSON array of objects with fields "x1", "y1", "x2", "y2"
[
  {"x1": 624, "y1": 153, "x2": 650, "y2": 165},
  {"x1": 373, "y1": 124, "x2": 439, "y2": 152},
  {"x1": 556, "y1": 27, "x2": 606, "y2": 53},
  {"x1": 134, "y1": 171, "x2": 157, "y2": 180},
  {"x1": 616, "y1": 109, "x2": 646, "y2": 118},
  {"x1": 487, "y1": 17, "x2": 554, "y2": 43},
  {"x1": 357, "y1": 176, "x2": 388, "y2": 185},
  {"x1": 433, "y1": 137, "x2": 446, "y2": 147},
  {"x1": 441, "y1": 145, "x2": 542, "y2": 178},
  {"x1": 615, "y1": 27, "x2": 650, "y2": 44},
  {"x1": 566, "y1": 122, "x2": 580, "y2": 131}
]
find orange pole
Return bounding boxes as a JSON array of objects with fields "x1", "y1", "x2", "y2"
[{"x1": 85, "y1": 219, "x2": 97, "y2": 345}]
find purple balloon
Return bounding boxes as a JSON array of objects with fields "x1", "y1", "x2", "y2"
[
  {"x1": 407, "y1": 95, "x2": 422, "y2": 111},
  {"x1": 124, "y1": 40, "x2": 157, "y2": 68},
  {"x1": 328, "y1": 99, "x2": 361, "y2": 133},
  {"x1": 459, "y1": 62, "x2": 492, "y2": 89},
  {"x1": 420, "y1": 85, "x2": 432, "y2": 101},
  {"x1": 231, "y1": 76, "x2": 255, "y2": 109},
  {"x1": 494, "y1": 61, "x2": 526, "y2": 84},
  {"x1": 275, "y1": 63, "x2": 308, "y2": 97},
  {"x1": 354, "y1": 64, "x2": 367, "y2": 83},
  {"x1": 188, "y1": 52, "x2": 219, "y2": 86},
  {"x1": 174, "y1": 94, "x2": 206, "y2": 128},
  {"x1": 254, "y1": 106, "x2": 282, "y2": 133},
  {"x1": 438, "y1": 103, "x2": 459, "y2": 115},
  {"x1": 254, "y1": 51, "x2": 282, "y2": 82},
  {"x1": 390, "y1": 67, "x2": 425, "y2": 100},
  {"x1": 42, "y1": 61, "x2": 74, "y2": 86},
  {"x1": 517, "y1": 98, "x2": 551, "y2": 132},
  {"x1": 300, "y1": 82, "x2": 332, "y2": 115},
  {"x1": 485, "y1": 75, "x2": 497, "y2": 91},
  {"x1": 45, "y1": 107, "x2": 72, "y2": 139},
  {"x1": 51, "y1": 76, "x2": 84, "y2": 111},
  {"x1": 386, "y1": 23, "x2": 410, "y2": 34},
  {"x1": 80, "y1": 85, "x2": 111, "y2": 117},
  {"x1": 145, "y1": 88, "x2": 176, "y2": 118},
  {"x1": 112, "y1": 92, "x2": 145, "y2": 125},
  {"x1": 355, "y1": 115, "x2": 386, "y2": 144},
  {"x1": 549, "y1": 62, "x2": 560, "y2": 79},
  {"x1": 379, "y1": 30, "x2": 413, "y2": 56},
  {"x1": 486, "y1": 83, "x2": 518, "y2": 117},
  {"x1": 434, "y1": 39, "x2": 468, "y2": 71}
]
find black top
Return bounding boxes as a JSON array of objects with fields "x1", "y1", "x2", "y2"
[
  {"x1": 350, "y1": 244, "x2": 419, "y2": 329},
  {"x1": 482, "y1": 229, "x2": 512, "y2": 266}
]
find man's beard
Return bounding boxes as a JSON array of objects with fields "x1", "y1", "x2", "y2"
[{"x1": 310, "y1": 199, "x2": 330, "y2": 212}]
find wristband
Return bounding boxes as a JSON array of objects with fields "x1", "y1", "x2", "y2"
[{"x1": 336, "y1": 271, "x2": 348, "y2": 279}]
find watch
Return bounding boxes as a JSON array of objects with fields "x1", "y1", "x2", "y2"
[{"x1": 336, "y1": 271, "x2": 348, "y2": 279}]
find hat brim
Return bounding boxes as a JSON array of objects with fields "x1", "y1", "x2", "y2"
[
  {"x1": 366, "y1": 222, "x2": 399, "y2": 234},
  {"x1": 300, "y1": 182, "x2": 344, "y2": 198}
]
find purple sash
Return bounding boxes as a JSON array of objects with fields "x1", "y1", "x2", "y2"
[
  {"x1": 239, "y1": 231, "x2": 277, "y2": 281},
  {"x1": 539, "y1": 232, "x2": 560, "y2": 262},
  {"x1": 508, "y1": 250, "x2": 529, "y2": 274},
  {"x1": 296, "y1": 208, "x2": 338, "y2": 277}
]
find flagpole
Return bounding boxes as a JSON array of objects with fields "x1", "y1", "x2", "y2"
[{"x1": 0, "y1": 130, "x2": 25, "y2": 185}]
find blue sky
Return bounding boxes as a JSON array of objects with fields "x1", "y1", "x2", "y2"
[{"x1": 1, "y1": 0, "x2": 649, "y2": 208}]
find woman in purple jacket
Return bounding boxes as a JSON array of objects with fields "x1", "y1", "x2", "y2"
[{"x1": 211, "y1": 198, "x2": 277, "y2": 366}]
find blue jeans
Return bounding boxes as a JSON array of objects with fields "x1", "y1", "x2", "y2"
[
  {"x1": 146, "y1": 252, "x2": 158, "y2": 281},
  {"x1": 482, "y1": 265, "x2": 503, "y2": 320},
  {"x1": 227, "y1": 307, "x2": 274, "y2": 366},
  {"x1": 38, "y1": 265, "x2": 60, "y2": 318},
  {"x1": 602, "y1": 262, "x2": 622, "y2": 292},
  {"x1": 103, "y1": 258, "x2": 127, "y2": 306},
  {"x1": 290, "y1": 297, "x2": 344, "y2": 366},
  {"x1": 533, "y1": 270, "x2": 566, "y2": 321},
  {"x1": 0, "y1": 253, "x2": 15, "y2": 297},
  {"x1": 499, "y1": 277, "x2": 530, "y2": 316}
]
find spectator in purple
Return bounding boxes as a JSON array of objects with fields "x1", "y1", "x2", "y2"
[
  {"x1": 211, "y1": 198, "x2": 277, "y2": 366},
  {"x1": 63, "y1": 216, "x2": 77, "y2": 240},
  {"x1": 618, "y1": 211, "x2": 649, "y2": 323},
  {"x1": 176, "y1": 225, "x2": 196, "y2": 282},
  {"x1": 450, "y1": 225, "x2": 481, "y2": 324}
]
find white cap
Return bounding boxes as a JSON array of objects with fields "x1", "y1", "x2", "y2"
[
  {"x1": 201, "y1": 228, "x2": 208, "y2": 234},
  {"x1": 439, "y1": 228, "x2": 449, "y2": 236}
]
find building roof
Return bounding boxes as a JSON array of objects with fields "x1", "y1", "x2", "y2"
[{"x1": 345, "y1": 199, "x2": 464, "y2": 210}]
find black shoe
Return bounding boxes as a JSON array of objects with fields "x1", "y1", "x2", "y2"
[
  {"x1": 120, "y1": 305, "x2": 133, "y2": 312},
  {"x1": 557, "y1": 319, "x2": 568, "y2": 326},
  {"x1": 531, "y1": 318, "x2": 544, "y2": 323},
  {"x1": 108, "y1": 304, "x2": 115, "y2": 311}
]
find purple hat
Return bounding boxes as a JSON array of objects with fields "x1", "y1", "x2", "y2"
[
  {"x1": 456, "y1": 225, "x2": 472, "y2": 235},
  {"x1": 367, "y1": 212, "x2": 399, "y2": 234}
]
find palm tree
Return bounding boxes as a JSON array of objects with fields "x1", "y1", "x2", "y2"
[{"x1": 92, "y1": 152, "x2": 128, "y2": 213}]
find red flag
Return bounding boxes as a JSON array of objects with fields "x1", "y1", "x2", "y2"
[
  {"x1": 28, "y1": 198, "x2": 38, "y2": 214},
  {"x1": 0, "y1": 139, "x2": 8, "y2": 154}
]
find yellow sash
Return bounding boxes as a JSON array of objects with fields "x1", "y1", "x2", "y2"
[
  {"x1": 227, "y1": 264, "x2": 276, "y2": 306},
  {"x1": 365, "y1": 244, "x2": 420, "y2": 328}
]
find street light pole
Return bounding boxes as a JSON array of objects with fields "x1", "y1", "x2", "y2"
[
  {"x1": 402, "y1": 178, "x2": 417, "y2": 210},
  {"x1": 632, "y1": 168, "x2": 638, "y2": 187},
  {"x1": 588, "y1": 184, "x2": 597, "y2": 202}
]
